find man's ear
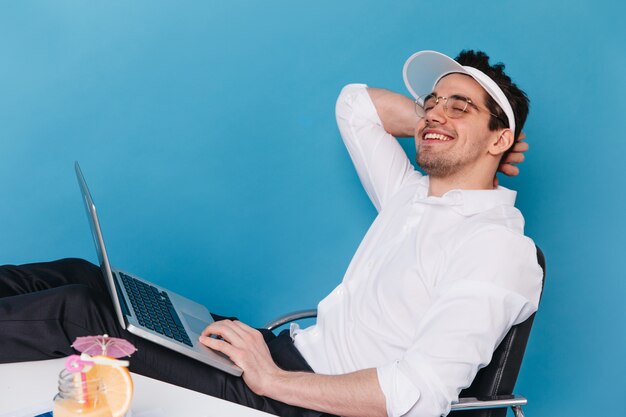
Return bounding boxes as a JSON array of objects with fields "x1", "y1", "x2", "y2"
[{"x1": 488, "y1": 129, "x2": 514, "y2": 156}]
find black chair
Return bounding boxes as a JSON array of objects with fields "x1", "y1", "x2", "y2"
[{"x1": 265, "y1": 246, "x2": 546, "y2": 417}]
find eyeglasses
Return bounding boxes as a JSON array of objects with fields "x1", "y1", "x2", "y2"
[{"x1": 414, "y1": 94, "x2": 505, "y2": 124}]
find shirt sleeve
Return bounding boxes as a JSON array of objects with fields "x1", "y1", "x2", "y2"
[
  {"x1": 376, "y1": 229, "x2": 543, "y2": 417},
  {"x1": 335, "y1": 83, "x2": 421, "y2": 212}
]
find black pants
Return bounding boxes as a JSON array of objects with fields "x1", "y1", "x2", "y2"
[{"x1": 0, "y1": 258, "x2": 335, "y2": 417}]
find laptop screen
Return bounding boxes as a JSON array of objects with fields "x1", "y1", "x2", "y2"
[{"x1": 74, "y1": 161, "x2": 128, "y2": 329}]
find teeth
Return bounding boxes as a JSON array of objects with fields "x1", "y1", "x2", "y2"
[{"x1": 424, "y1": 133, "x2": 453, "y2": 141}]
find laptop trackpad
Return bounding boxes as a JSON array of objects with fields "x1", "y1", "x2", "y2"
[{"x1": 182, "y1": 313, "x2": 211, "y2": 335}]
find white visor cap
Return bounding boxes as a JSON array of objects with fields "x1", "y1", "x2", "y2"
[{"x1": 402, "y1": 50, "x2": 515, "y2": 135}]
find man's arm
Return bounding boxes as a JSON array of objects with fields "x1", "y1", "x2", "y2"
[
  {"x1": 366, "y1": 87, "x2": 418, "y2": 138},
  {"x1": 199, "y1": 320, "x2": 387, "y2": 417},
  {"x1": 336, "y1": 84, "x2": 421, "y2": 212}
]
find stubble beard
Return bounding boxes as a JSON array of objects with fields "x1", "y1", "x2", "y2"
[
  {"x1": 416, "y1": 148, "x2": 462, "y2": 178},
  {"x1": 416, "y1": 142, "x2": 484, "y2": 179}
]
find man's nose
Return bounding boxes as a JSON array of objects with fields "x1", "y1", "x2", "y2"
[{"x1": 425, "y1": 102, "x2": 447, "y2": 124}]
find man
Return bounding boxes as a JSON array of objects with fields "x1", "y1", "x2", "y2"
[{"x1": 0, "y1": 50, "x2": 542, "y2": 417}]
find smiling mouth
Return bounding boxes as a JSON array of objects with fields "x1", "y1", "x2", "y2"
[{"x1": 423, "y1": 132, "x2": 454, "y2": 142}]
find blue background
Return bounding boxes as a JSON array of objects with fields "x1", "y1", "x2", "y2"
[{"x1": 1, "y1": 1, "x2": 624, "y2": 415}]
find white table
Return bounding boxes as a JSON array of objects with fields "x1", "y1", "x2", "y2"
[{"x1": 0, "y1": 358, "x2": 273, "y2": 417}]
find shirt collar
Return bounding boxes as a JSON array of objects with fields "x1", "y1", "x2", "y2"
[{"x1": 414, "y1": 176, "x2": 517, "y2": 216}]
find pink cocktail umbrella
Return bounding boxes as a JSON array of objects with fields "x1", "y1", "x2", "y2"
[{"x1": 72, "y1": 334, "x2": 137, "y2": 358}]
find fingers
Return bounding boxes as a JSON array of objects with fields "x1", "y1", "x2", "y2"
[
  {"x1": 498, "y1": 132, "x2": 528, "y2": 177},
  {"x1": 201, "y1": 319, "x2": 241, "y2": 337},
  {"x1": 201, "y1": 320, "x2": 247, "y2": 344},
  {"x1": 198, "y1": 320, "x2": 271, "y2": 379},
  {"x1": 498, "y1": 163, "x2": 520, "y2": 177},
  {"x1": 199, "y1": 334, "x2": 239, "y2": 359},
  {"x1": 510, "y1": 140, "x2": 529, "y2": 154},
  {"x1": 510, "y1": 136, "x2": 528, "y2": 155},
  {"x1": 199, "y1": 321, "x2": 246, "y2": 365},
  {"x1": 199, "y1": 320, "x2": 263, "y2": 354},
  {"x1": 503, "y1": 151, "x2": 525, "y2": 165}
]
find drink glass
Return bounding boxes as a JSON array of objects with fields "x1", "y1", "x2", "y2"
[{"x1": 53, "y1": 369, "x2": 113, "y2": 417}]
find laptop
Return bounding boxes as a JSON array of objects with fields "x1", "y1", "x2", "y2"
[{"x1": 74, "y1": 161, "x2": 242, "y2": 377}]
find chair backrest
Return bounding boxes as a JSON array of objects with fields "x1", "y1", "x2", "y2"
[{"x1": 452, "y1": 245, "x2": 546, "y2": 417}]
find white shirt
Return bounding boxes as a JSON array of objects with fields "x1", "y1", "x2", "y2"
[{"x1": 292, "y1": 84, "x2": 543, "y2": 417}]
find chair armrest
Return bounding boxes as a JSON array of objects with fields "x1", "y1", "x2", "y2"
[
  {"x1": 264, "y1": 309, "x2": 317, "y2": 331},
  {"x1": 450, "y1": 394, "x2": 527, "y2": 411}
]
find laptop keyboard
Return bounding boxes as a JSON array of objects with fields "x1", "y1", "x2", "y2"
[{"x1": 119, "y1": 272, "x2": 193, "y2": 347}]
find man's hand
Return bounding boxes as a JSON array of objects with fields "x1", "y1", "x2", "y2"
[
  {"x1": 199, "y1": 320, "x2": 387, "y2": 417},
  {"x1": 199, "y1": 320, "x2": 282, "y2": 396},
  {"x1": 498, "y1": 132, "x2": 528, "y2": 177}
]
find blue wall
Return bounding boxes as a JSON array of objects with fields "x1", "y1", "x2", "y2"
[{"x1": 1, "y1": 1, "x2": 624, "y2": 416}]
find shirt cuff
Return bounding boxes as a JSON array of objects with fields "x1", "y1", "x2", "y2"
[{"x1": 377, "y1": 362, "x2": 420, "y2": 417}]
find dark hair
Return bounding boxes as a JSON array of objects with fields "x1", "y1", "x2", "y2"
[{"x1": 454, "y1": 50, "x2": 529, "y2": 142}]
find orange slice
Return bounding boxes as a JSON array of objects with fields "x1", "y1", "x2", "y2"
[{"x1": 86, "y1": 355, "x2": 134, "y2": 417}]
